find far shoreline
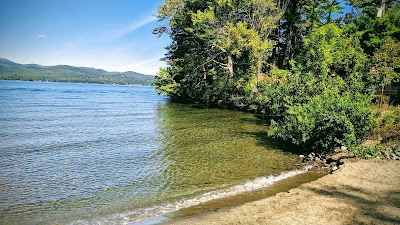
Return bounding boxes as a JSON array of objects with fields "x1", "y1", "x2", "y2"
[{"x1": 0, "y1": 79, "x2": 153, "y2": 87}]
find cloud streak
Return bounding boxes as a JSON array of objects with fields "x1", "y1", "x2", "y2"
[
  {"x1": 37, "y1": 34, "x2": 47, "y2": 39},
  {"x1": 114, "y1": 16, "x2": 157, "y2": 39}
]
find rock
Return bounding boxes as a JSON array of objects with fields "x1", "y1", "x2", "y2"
[
  {"x1": 315, "y1": 157, "x2": 322, "y2": 164},
  {"x1": 321, "y1": 166, "x2": 330, "y2": 173},
  {"x1": 299, "y1": 155, "x2": 305, "y2": 162},
  {"x1": 334, "y1": 147, "x2": 342, "y2": 153},
  {"x1": 330, "y1": 151, "x2": 355, "y2": 161},
  {"x1": 391, "y1": 153, "x2": 400, "y2": 160},
  {"x1": 341, "y1": 146, "x2": 348, "y2": 151},
  {"x1": 330, "y1": 165, "x2": 338, "y2": 173},
  {"x1": 383, "y1": 151, "x2": 391, "y2": 159}
]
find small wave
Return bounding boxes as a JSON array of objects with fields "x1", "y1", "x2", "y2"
[{"x1": 72, "y1": 165, "x2": 312, "y2": 225}]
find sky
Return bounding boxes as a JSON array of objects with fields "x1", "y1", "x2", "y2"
[{"x1": 0, "y1": 0, "x2": 170, "y2": 75}]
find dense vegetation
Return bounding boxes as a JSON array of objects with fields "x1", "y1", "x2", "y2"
[
  {"x1": 153, "y1": 0, "x2": 400, "y2": 154},
  {"x1": 0, "y1": 58, "x2": 155, "y2": 85}
]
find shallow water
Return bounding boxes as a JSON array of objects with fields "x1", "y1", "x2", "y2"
[{"x1": 0, "y1": 80, "x2": 304, "y2": 224}]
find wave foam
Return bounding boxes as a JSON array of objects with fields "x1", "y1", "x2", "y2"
[{"x1": 70, "y1": 166, "x2": 312, "y2": 225}]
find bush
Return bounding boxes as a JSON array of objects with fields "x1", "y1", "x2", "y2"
[
  {"x1": 269, "y1": 88, "x2": 374, "y2": 152},
  {"x1": 374, "y1": 106, "x2": 400, "y2": 143}
]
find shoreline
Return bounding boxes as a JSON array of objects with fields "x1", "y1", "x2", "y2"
[{"x1": 162, "y1": 159, "x2": 400, "y2": 225}]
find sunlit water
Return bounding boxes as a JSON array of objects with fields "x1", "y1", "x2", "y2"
[{"x1": 0, "y1": 80, "x2": 305, "y2": 224}]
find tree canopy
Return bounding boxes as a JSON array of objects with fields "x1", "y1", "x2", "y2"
[{"x1": 154, "y1": 0, "x2": 400, "y2": 152}]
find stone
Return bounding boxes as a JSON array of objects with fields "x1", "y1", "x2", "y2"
[
  {"x1": 334, "y1": 147, "x2": 342, "y2": 153},
  {"x1": 330, "y1": 151, "x2": 355, "y2": 161},
  {"x1": 341, "y1": 146, "x2": 348, "y2": 151},
  {"x1": 315, "y1": 157, "x2": 322, "y2": 164},
  {"x1": 330, "y1": 165, "x2": 338, "y2": 172}
]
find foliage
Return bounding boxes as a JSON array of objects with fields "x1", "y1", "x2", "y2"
[
  {"x1": 344, "y1": 1, "x2": 400, "y2": 55},
  {"x1": 373, "y1": 105, "x2": 400, "y2": 143},
  {"x1": 153, "y1": 0, "x2": 281, "y2": 104},
  {"x1": 269, "y1": 88, "x2": 374, "y2": 151},
  {"x1": 352, "y1": 105, "x2": 400, "y2": 159},
  {"x1": 153, "y1": 0, "x2": 399, "y2": 153},
  {"x1": 370, "y1": 37, "x2": 400, "y2": 87},
  {"x1": 153, "y1": 67, "x2": 180, "y2": 97}
]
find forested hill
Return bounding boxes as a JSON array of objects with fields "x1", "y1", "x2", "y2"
[{"x1": 0, "y1": 58, "x2": 155, "y2": 85}]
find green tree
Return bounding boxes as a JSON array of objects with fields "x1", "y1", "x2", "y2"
[
  {"x1": 344, "y1": 0, "x2": 400, "y2": 55},
  {"x1": 371, "y1": 37, "x2": 400, "y2": 107},
  {"x1": 297, "y1": 24, "x2": 369, "y2": 92},
  {"x1": 272, "y1": 0, "x2": 343, "y2": 68},
  {"x1": 153, "y1": 0, "x2": 281, "y2": 104}
]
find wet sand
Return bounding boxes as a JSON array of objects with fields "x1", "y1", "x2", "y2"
[{"x1": 166, "y1": 159, "x2": 400, "y2": 224}]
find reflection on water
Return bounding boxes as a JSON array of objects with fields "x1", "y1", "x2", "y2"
[
  {"x1": 0, "y1": 81, "x2": 303, "y2": 225},
  {"x1": 155, "y1": 103, "x2": 302, "y2": 200}
]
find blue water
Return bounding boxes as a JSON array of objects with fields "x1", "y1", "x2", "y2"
[{"x1": 0, "y1": 80, "x2": 303, "y2": 224}]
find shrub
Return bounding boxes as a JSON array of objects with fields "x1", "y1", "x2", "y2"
[{"x1": 269, "y1": 88, "x2": 374, "y2": 152}]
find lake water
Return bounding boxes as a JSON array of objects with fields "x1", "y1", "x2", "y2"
[{"x1": 0, "y1": 80, "x2": 306, "y2": 224}]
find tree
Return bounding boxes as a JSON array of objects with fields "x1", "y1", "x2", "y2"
[
  {"x1": 273, "y1": 0, "x2": 343, "y2": 68},
  {"x1": 344, "y1": 0, "x2": 400, "y2": 55},
  {"x1": 371, "y1": 37, "x2": 400, "y2": 107},
  {"x1": 153, "y1": 0, "x2": 281, "y2": 104},
  {"x1": 296, "y1": 24, "x2": 369, "y2": 93}
]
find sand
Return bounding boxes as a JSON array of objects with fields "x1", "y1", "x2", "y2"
[{"x1": 167, "y1": 159, "x2": 400, "y2": 225}]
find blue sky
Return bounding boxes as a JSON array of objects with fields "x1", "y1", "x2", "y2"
[{"x1": 0, "y1": 0, "x2": 170, "y2": 75}]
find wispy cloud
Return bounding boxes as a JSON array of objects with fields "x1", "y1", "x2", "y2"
[
  {"x1": 110, "y1": 58, "x2": 165, "y2": 75},
  {"x1": 37, "y1": 34, "x2": 47, "y2": 39},
  {"x1": 113, "y1": 16, "x2": 157, "y2": 39}
]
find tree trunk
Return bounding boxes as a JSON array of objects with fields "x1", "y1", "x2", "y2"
[
  {"x1": 379, "y1": 84, "x2": 385, "y2": 109},
  {"x1": 228, "y1": 55, "x2": 234, "y2": 78},
  {"x1": 377, "y1": 0, "x2": 386, "y2": 17}
]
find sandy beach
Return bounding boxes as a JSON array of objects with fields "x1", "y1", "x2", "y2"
[{"x1": 167, "y1": 159, "x2": 400, "y2": 224}]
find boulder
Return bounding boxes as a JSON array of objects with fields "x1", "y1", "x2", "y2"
[{"x1": 315, "y1": 157, "x2": 323, "y2": 164}]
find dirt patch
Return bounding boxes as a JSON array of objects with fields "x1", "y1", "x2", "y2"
[{"x1": 166, "y1": 160, "x2": 400, "y2": 225}]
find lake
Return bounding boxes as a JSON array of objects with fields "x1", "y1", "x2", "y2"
[{"x1": 0, "y1": 80, "x2": 307, "y2": 224}]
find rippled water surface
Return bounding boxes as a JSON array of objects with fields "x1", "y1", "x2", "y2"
[{"x1": 0, "y1": 80, "x2": 303, "y2": 224}]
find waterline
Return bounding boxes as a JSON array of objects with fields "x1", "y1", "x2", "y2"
[{"x1": 74, "y1": 166, "x2": 313, "y2": 225}]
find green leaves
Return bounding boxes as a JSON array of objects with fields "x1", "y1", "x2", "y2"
[
  {"x1": 154, "y1": 0, "x2": 281, "y2": 104},
  {"x1": 152, "y1": 0, "x2": 397, "y2": 153},
  {"x1": 371, "y1": 37, "x2": 400, "y2": 86},
  {"x1": 270, "y1": 89, "x2": 374, "y2": 151}
]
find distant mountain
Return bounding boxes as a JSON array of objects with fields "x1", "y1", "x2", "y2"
[{"x1": 0, "y1": 58, "x2": 155, "y2": 85}]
